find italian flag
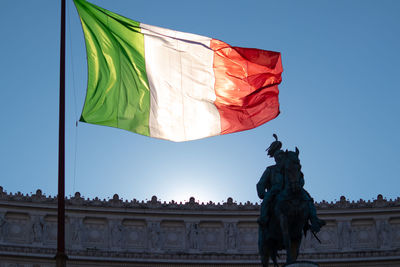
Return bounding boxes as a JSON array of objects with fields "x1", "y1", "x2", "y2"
[{"x1": 74, "y1": 0, "x2": 283, "y2": 142}]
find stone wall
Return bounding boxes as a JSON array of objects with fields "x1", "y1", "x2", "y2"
[{"x1": 0, "y1": 187, "x2": 400, "y2": 266}]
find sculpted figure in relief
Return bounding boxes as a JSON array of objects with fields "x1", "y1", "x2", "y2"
[
  {"x1": 187, "y1": 223, "x2": 199, "y2": 249},
  {"x1": 377, "y1": 219, "x2": 391, "y2": 248},
  {"x1": 0, "y1": 213, "x2": 6, "y2": 242},
  {"x1": 32, "y1": 216, "x2": 44, "y2": 243},
  {"x1": 226, "y1": 223, "x2": 237, "y2": 249},
  {"x1": 148, "y1": 222, "x2": 160, "y2": 250},
  {"x1": 338, "y1": 220, "x2": 351, "y2": 249},
  {"x1": 71, "y1": 218, "x2": 82, "y2": 243},
  {"x1": 111, "y1": 222, "x2": 123, "y2": 247}
]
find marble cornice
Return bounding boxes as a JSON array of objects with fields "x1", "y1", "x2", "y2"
[
  {"x1": 0, "y1": 245, "x2": 399, "y2": 264},
  {"x1": 1, "y1": 186, "x2": 399, "y2": 213}
]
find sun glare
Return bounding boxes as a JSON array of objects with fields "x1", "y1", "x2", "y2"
[{"x1": 156, "y1": 173, "x2": 221, "y2": 204}]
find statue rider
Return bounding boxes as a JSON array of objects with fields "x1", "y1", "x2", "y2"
[
  {"x1": 257, "y1": 134, "x2": 284, "y2": 228},
  {"x1": 257, "y1": 134, "x2": 325, "y2": 233}
]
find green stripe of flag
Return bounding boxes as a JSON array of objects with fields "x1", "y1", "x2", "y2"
[{"x1": 74, "y1": 0, "x2": 151, "y2": 136}]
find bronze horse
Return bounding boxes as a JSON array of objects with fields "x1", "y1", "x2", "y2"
[{"x1": 259, "y1": 148, "x2": 312, "y2": 266}]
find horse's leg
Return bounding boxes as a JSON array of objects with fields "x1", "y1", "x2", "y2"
[
  {"x1": 297, "y1": 235, "x2": 303, "y2": 259},
  {"x1": 271, "y1": 248, "x2": 278, "y2": 267},
  {"x1": 262, "y1": 250, "x2": 270, "y2": 267},
  {"x1": 279, "y1": 214, "x2": 292, "y2": 263},
  {"x1": 289, "y1": 213, "x2": 305, "y2": 261},
  {"x1": 259, "y1": 226, "x2": 269, "y2": 267},
  {"x1": 290, "y1": 239, "x2": 300, "y2": 261}
]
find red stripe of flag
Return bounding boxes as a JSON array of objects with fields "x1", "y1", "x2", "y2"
[{"x1": 211, "y1": 39, "x2": 283, "y2": 135}]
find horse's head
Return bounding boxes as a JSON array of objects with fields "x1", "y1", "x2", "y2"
[{"x1": 283, "y1": 147, "x2": 303, "y2": 194}]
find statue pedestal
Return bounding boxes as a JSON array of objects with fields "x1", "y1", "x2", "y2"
[{"x1": 283, "y1": 261, "x2": 319, "y2": 267}]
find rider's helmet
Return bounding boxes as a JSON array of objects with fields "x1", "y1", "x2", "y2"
[{"x1": 266, "y1": 134, "x2": 282, "y2": 158}]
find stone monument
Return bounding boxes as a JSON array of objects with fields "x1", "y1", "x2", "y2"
[
  {"x1": 257, "y1": 134, "x2": 325, "y2": 266},
  {"x1": 0, "y1": 186, "x2": 399, "y2": 266},
  {"x1": 283, "y1": 262, "x2": 319, "y2": 267}
]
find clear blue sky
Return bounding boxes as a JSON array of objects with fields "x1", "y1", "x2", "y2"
[{"x1": 1, "y1": 0, "x2": 399, "y2": 204}]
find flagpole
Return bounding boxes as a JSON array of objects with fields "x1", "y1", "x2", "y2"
[{"x1": 56, "y1": 0, "x2": 67, "y2": 266}]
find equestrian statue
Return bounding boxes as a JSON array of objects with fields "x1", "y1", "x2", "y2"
[{"x1": 257, "y1": 134, "x2": 325, "y2": 266}]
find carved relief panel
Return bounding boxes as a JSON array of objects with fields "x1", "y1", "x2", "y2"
[
  {"x1": 314, "y1": 220, "x2": 338, "y2": 251},
  {"x1": 300, "y1": 229, "x2": 315, "y2": 252},
  {"x1": 337, "y1": 220, "x2": 352, "y2": 250},
  {"x1": 4, "y1": 212, "x2": 30, "y2": 244},
  {"x1": 109, "y1": 219, "x2": 123, "y2": 249},
  {"x1": 161, "y1": 220, "x2": 185, "y2": 250},
  {"x1": 237, "y1": 221, "x2": 258, "y2": 252},
  {"x1": 376, "y1": 218, "x2": 392, "y2": 249},
  {"x1": 389, "y1": 217, "x2": 400, "y2": 247},
  {"x1": 351, "y1": 219, "x2": 377, "y2": 249},
  {"x1": 43, "y1": 215, "x2": 58, "y2": 246},
  {"x1": 82, "y1": 217, "x2": 108, "y2": 248},
  {"x1": 147, "y1": 221, "x2": 161, "y2": 251},
  {"x1": 67, "y1": 217, "x2": 83, "y2": 248},
  {"x1": 123, "y1": 219, "x2": 146, "y2": 250},
  {"x1": 199, "y1": 221, "x2": 223, "y2": 252}
]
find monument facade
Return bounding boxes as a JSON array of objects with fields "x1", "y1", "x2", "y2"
[{"x1": 0, "y1": 186, "x2": 399, "y2": 266}]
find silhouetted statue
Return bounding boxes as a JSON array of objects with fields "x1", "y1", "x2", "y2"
[{"x1": 257, "y1": 134, "x2": 325, "y2": 266}]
